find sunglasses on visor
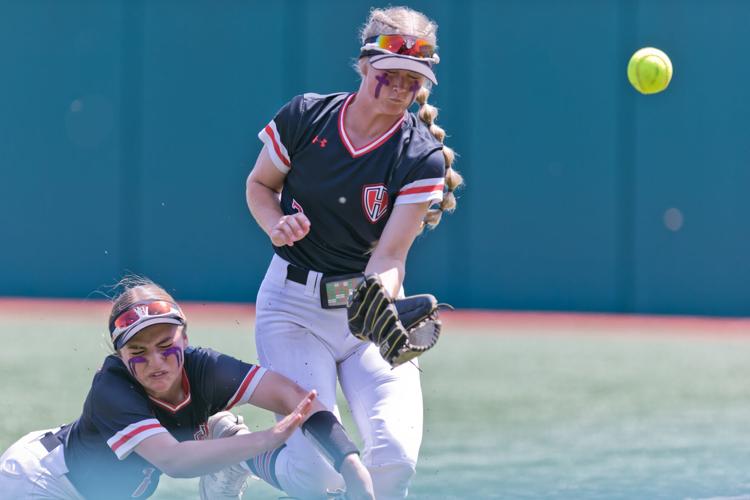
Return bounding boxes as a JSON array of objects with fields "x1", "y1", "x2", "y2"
[
  {"x1": 363, "y1": 35, "x2": 435, "y2": 59},
  {"x1": 110, "y1": 300, "x2": 184, "y2": 339}
]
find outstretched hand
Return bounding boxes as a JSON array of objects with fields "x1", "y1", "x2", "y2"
[
  {"x1": 270, "y1": 213, "x2": 310, "y2": 247},
  {"x1": 265, "y1": 389, "x2": 317, "y2": 449}
]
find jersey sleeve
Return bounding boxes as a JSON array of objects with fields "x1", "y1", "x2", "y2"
[
  {"x1": 394, "y1": 149, "x2": 446, "y2": 206},
  {"x1": 190, "y1": 347, "x2": 268, "y2": 413},
  {"x1": 89, "y1": 368, "x2": 169, "y2": 460},
  {"x1": 257, "y1": 95, "x2": 306, "y2": 174}
]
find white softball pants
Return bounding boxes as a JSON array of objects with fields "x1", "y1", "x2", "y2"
[
  {"x1": 0, "y1": 428, "x2": 84, "y2": 499},
  {"x1": 255, "y1": 254, "x2": 423, "y2": 499}
]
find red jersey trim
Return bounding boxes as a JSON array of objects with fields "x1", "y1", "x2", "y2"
[
  {"x1": 107, "y1": 418, "x2": 168, "y2": 459},
  {"x1": 110, "y1": 423, "x2": 163, "y2": 453},
  {"x1": 399, "y1": 183, "x2": 444, "y2": 196},
  {"x1": 338, "y1": 93, "x2": 405, "y2": 158},
  {"x1": 264, "y1": 124, "x2": 291, "y2": 167},
  {"x1": 148, "y1": 370, "x2": 192, "y2": 413},
  {"x1": 224, "y1": 365, "x2": 264, "y2": 410}
]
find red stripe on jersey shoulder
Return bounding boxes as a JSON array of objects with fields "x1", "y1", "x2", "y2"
[
  {"x1": 264, "y1": 124, "x2": 291, "y2": 167},
  {"x1": 225, "y1": 365, "x2": 261, "y2": 410},
  {"x1": 111, "y1": 423, "x2": 163, "y2": 453},
  {"x1": 399, "y1": 183, "x2": 444, "y2": 196}
]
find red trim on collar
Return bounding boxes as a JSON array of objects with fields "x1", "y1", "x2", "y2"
[
  {"x1": 148, "y1": 370, "x2": 191, "y2": 413},
  {"x1": 338, "y1": 93, "x2": 405, "y2": 158}
]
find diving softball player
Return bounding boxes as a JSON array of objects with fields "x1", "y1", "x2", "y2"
[
  {"x1": 246, "y1": 7, "x2": 463, "y2": 499},
  {"x1": 0, "y1": 277, "x2": 373, "y2": 499}
]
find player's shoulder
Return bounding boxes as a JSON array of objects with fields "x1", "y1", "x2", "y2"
[
  {"x1": 289, "y1": 91, "x2": 348, "y2": 121},
  {"x1": 86, "y1": 355, "x2": 147, "y2": 410},
  {"x1": 93, "y1": 354, "x2": 133, "y2": 384},
  {"x1": 403, "y1": 112, "x2": 443, "y2": 148},
  {"x1": 401, "y1": 112, "x2": 445, "y2": 165},
  {"x1": 182, "y1": 345, "x2": 242, "y2": 378},
  {"x1": 183, "y1": 345, "x2": 219, "y2": 367}
]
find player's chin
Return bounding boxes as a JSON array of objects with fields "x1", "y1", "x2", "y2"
[
  {"x1": 380, "y1": 98, "x2": 409, "y2": 114},
  {"x1": 141, "y1": 370, "x2": 178, "y2": 393}
]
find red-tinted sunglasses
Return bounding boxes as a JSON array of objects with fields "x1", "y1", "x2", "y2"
[
  {"x1": 363, "y1": 35, "x2": 435, "y2": 59},
  {"x1": 110, "y1": 299, "x2": 184, "y2": 343}
]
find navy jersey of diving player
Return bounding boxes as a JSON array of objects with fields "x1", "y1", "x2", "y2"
[
  {"x1": 62, "y1": 346, "x2": 266, "y2": 499},
  {"x1": 258, "y1": 92, "x2": 446, "y2": 274}
]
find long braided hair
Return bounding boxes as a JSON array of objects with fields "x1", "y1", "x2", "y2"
[{"x1": 360, "y1": 6, "x2": 463, "y2": 228}]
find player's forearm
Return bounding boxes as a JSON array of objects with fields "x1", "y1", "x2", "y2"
[
  {"x1": 246, "y1": 178, "x2": 285, "y2": 237},
  {"x1": 156, "y1": 432, "x2": 276, "y2": 478},
  {"x1": 364, "y1": 256, "x2": 405, "y2": 298},
  {"x1": 365, "y1": 203, "x2": 427, "y2": 297},
  {"x1": 250, "y1": 371, "x2": 328, "y2": 416}
]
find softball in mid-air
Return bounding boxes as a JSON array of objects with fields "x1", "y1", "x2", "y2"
[{"x1": 627, "y1": 47, "x2": 673, "y2": 94}]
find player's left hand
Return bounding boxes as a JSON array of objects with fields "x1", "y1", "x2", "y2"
[
  {"x1": 266, "y1": 389, "x2": 316, "y2": 447},
  {"x1": 270, "y1": 212, "x2": 310, "y2": 247},
  {"x1": 347, "y1": 274, "x2": 450, "y2": 367}
]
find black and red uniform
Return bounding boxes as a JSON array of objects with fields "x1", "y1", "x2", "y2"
[
  {"x1": 62, "y1": 347, "x2": 266, "y2": 499},
  {"x1": 259, "y1": 92, "x2": 445, "y2": 274}
]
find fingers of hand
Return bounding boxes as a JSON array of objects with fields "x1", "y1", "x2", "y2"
[
  {"x1": 276, "y1": 411, "x2": 303, "y2": 435},
  {"x1": 270, "y1": 229, "x2": 292, "y2": 247},
  {"x1": 271, "y1": 224, "x2": 296, "y2": 246},
  {"x1": 291, "y1": 212, "x2": 311, "y2": 231},
  {"x1": 272, "y1": 216, "x2": 308, "y2": 246},
  {"x1": 284, "y1": 216, "x2": 307, "y2": 239},
  {"x1": 295, "y1": 389, "x2": 316, "y2": 415}
]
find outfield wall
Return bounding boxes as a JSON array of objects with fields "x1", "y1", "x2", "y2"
[{"x1": 1, "y1": 0, "x2": 749, "y2": 316}]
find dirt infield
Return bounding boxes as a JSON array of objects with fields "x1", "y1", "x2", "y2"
[{"x1": 2, "y1": 297, "x2": 749, "y2": 338}]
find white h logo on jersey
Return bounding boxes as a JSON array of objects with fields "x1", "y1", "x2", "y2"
[{"x1": 362, "y1": 184, "x2": 389, "y2": 223}]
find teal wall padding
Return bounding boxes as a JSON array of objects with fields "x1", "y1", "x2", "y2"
[{"x1": 1, "y1": 0, "x2": 748, "y2": 316}]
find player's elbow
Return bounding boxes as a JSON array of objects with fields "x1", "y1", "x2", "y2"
[
  {"x1": 246, "y1": 174, "x2": 260, "y2": 203},
  {"x1": 160, "y1": 457, "x2": 204, "y2": 479},
  {"x1": 162, "y1": 467, "x2": 192, "y2": 479},
  {"x1": 169, "y1": 469, "x2": 197, "y2": 479},
  {"x1": 146, "y1": 449, "x2": 195, "y2": 478},
  {"x1": 153, "y1": 456, "x2": 188, "y2": 478},
  {"x1": 136, "y1": 435, "x2": 197, "y2": 478}
]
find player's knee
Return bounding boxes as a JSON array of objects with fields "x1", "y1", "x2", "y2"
[{"x1": 369, "y1": 461, "x2": 416, "y2": 500}]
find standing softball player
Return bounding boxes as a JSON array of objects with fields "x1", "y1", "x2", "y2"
[
  {"x1": 0, "y1": 277, "x2": 373, "y2": 499},
  {"x1": 246, "y1": 6, "x2": 462, "y2": 499}
]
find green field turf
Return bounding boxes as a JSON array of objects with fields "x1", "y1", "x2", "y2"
[{"x1": 2, "y1": 303, "x2": 750, "y2": 499}]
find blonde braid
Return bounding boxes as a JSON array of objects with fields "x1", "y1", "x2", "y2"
[
  {"x1": 415, "y1": 87, "x2": 463, "y2": 228},
  {"x1": 361, "y1": 7, "x2": 437, "y2": 43},
  {"x1": 357, "y1": 7, "x2": 460, "y2": 227}
]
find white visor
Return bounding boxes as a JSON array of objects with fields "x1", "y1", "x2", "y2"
[
  {"x1": 114, "y1": 316, "x2": 184, "y2": 350},
  {"x1": 369, "y1": 54, "x2": 438, "y2": 85}
]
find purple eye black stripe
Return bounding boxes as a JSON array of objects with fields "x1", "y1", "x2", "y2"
[
  {"x1": 375, "y1": 73, "x2": 390, "y2": 99},
  {"x1": 127, "y1": 356, "x2": 147, "y2": 376},
  {"x1": 162, "y1": 346, "x2": 183, "y2": 367}
]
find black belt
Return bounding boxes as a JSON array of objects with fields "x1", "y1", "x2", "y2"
[
  {"x1": 286, "y1": 264, "x2": 310, "y2": 285},
  {"x1": 40, "y1": 425, "x2": 71, "y2": 452},
  {"x1": 285, "y1": 264, "x2": 364, "y2": 309}
]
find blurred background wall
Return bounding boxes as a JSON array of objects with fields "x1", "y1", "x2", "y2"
[{"x1": 1, "y1": 0, "x2": 748, "y2": 316}]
